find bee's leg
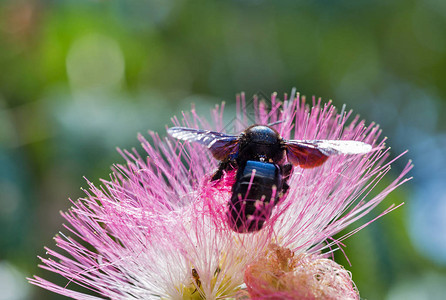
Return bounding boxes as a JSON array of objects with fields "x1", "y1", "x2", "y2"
[
  {"x1": 280, "y1": 163, "x2": 293, "y2": 195},
  {"x1": 211, "y1": 160, "x2": 236, "y2": 181},
  {"x1": 282, "y1": 163, "x2": 293, "y2": 181},
  {"x1": 211, "y1": 167, "x2": 224, "y2": 181},
  {"x1": 282, "y1": 182, "x2": 290, "y2": 194}
]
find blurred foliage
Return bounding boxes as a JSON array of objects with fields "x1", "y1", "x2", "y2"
[{"x1": 1, "y1": 0, "x2": 445, "y2": 299}]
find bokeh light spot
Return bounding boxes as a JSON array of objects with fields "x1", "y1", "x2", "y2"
[
  {"x1": 0, "y1": 261, "x2": 30, "y2": 300},
  {"x1": 66, "y1": 34, "x2": 125, "y2": 91}
]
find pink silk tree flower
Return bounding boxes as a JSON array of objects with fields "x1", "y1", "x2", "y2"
[{"x1": 29, "y1": 91, "x2": 412, "y2": 299}]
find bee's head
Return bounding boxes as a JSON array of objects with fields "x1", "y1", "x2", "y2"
[
  {"x1": 238, "y1": 125, "x2": 285, "y2": 163},
  {"x1": 244, "y1": 125, "x2": 281, "y2": 145}
]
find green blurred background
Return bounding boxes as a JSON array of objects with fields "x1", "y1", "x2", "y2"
[{"x1": 1, "y1": 0, "x2": 446, "y2": 299}]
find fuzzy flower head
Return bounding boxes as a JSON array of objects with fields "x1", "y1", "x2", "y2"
[
  {"x1": 244, "y1": 244, "x2": 359, "y2": 299},
  {"x1": 30, "y1": 92, "x2": 412, "y2": 299}
]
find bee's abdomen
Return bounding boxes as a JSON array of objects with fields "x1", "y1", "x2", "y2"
[{"x1": 227, "y1": 161, "x2": 283, "y2": 233}]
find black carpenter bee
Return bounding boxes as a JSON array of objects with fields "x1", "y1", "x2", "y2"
[{"x1": 168, "y1": 125, "x2": 372, "y2": 233}]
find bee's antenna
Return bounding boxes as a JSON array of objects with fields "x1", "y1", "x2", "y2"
[{"x1": 268, "y1": 120, "x2": 284, "y2": 127}]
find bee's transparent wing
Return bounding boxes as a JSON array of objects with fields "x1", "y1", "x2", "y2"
[
  {"x1": 285, "y1": 139, "x2": 372, "y2": 168},
  {"x1": 167, "y1": 127, "x2": 239, "y2": 160}
]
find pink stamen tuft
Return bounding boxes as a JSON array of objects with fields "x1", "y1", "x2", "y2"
[{"x1": 29, "y1": 92, "x2": 411, "y2": 299}]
